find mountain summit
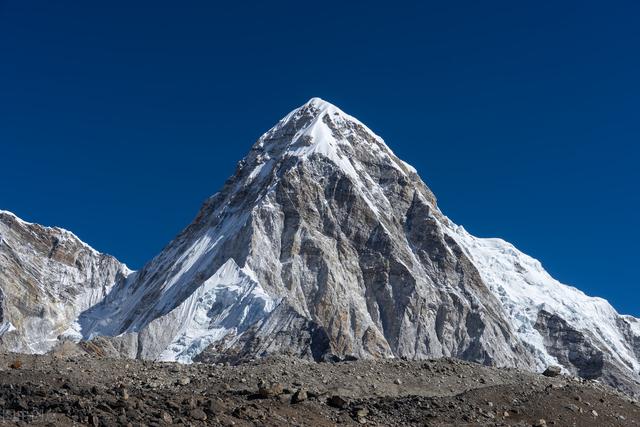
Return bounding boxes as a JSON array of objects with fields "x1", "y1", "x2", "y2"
[
  {"x1": 1, "y1": 99, "x2": 638, "y2": 395},
  {"x1": 80, "y1": 97, "x2": 531, "y2": 368}
]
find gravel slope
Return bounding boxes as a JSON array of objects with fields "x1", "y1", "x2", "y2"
[{"x1": 0, "y1": 351, "x2": 637, "y2": 426}]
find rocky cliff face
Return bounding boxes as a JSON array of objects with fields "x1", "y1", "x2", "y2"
[
  {"x1": 0, "y1": 211, "x2": 130, "y2": 353},
  {"x1": 75, "y1": 98, "x2": 639, "y2": 394}
]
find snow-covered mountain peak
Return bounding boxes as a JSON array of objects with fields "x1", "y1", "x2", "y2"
[
  {"x1": 301, "y1": 96, "x2": 334, "y2": 111},
  {"x1": 237, "y1": 98, "x2": 420, "y2": 208},
  {"x1": 200, "y1": 98, "x2": 435, "y2": 234},
  {"x1": 257, "y1": 98, "x2": 379, "y2": 154}
]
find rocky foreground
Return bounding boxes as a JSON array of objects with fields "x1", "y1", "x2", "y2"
[{"x1": 0, "y1": 352, "x2": 637, "y2": 426}]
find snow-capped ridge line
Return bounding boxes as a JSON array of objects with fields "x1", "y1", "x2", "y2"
[
  {"x1": 444, "y1": 220, "x2": 640, "y2": 375},
  {"x1": 0, "y1": 209, "x2": 129, "y2": 269}
]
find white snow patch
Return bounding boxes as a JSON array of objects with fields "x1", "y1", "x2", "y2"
[
  {"x1": 626, "y1": 316, "x2": 640, "y2": 337},
  {"x1": 401, "y1": 160, "x2": 417, "y2": 174},
  {"x1": 286, "y1": 102, "x2": 361, "y2": 182},
  {"x1": 0, "y1": 322, "x2": 16, "y2": 335},
  {"x1": 158, "y1": 259, "x2": 278, "y2": 363}
]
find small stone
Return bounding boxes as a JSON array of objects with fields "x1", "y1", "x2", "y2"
[
  {"x1": 354, "y1": 406, "x2": 369, "y2": 418},
  {"x1": 206, "y1": 398, "x2": 224, "y2": 415},
  {"x1": 565, "y1": 404, "x2": 580, "y2": 413},
  {"x1": 185, "y1": 396, "x2": 198, "y2": 409},
  {"x1": 178, "y1": 377, "x2": 191, "y2": 386},
  {"x1": 394, "y1": 378, "x2": 402, "y2": 385},
  {"x1": 543, "y1": 366, "x2": 562, "y2": 377},
  {"x1": 591, "y1": 410, "x2": 598, "y2": 417},
  {"x1": 291, "y1": 388, "x2": 308, "y2": 403},
  {"x1": 327, "y1": 395, "x2": 349, "y2": 409},
  {"x1": 160, "y1": 412, "x2": 173, "y2": 424},
  {"x1": 190, "y1": 408, "x2": 207, "y2": 421},
  {"x1": 258, "y1": 380, "x2": 284, "y2": 398},
  {"x1": 125, "y1": 408, "x2": 138, "y2": 420},
  {"x1": 88, "y1": 414, "x2": 100, "y2": 427},
  {"x1": 533, "y1": 420, "x2": 547, "y2": 427},
  {"x1": 278, "y1": 393, "x2": 292, "y2": 403}
]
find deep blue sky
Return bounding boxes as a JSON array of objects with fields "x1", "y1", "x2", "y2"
[{"x1": 1, "y1": 1, "x2": 638, "y2": 315}]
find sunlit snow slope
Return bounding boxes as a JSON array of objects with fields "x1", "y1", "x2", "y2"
[{"x1": 446, "y1": 223, "x2": 640, "y2": 391}]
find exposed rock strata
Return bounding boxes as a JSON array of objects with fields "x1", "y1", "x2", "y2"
[{"x1": 0, "y1": 211, "x2": 130, "y2": 353}]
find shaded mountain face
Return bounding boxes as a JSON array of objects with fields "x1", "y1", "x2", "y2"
[
  {"x1": 1, "y1": 98, "x2": 638, "y2": 396},
  {"x1": 0, "y1": 211, "x2": 130, "y2": 353}
]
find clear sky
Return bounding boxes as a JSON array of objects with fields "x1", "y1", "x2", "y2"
[{"x1": 1, "y1": 1, "x2": 638, "y2": 316}]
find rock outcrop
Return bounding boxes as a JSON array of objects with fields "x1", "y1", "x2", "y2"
[{"x1": 0, "y1": 211, "x2": 130, "y2": 353}]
